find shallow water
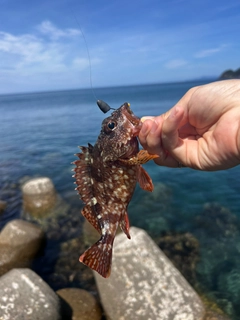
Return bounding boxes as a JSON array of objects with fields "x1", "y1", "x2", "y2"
[{"x1": 0, "y1": 81, "x2": 240, "y2": 318}]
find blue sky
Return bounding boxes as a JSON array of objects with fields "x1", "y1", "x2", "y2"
[{"x1": 0, "y1": 0, "x2": 239, "y2": 94}]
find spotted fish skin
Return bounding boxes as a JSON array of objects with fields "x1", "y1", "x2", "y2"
[{"x1": 73, "y1": 102, "x2": 158, "y2": 278}]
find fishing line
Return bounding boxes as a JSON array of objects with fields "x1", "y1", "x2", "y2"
[
  {"x1": 71, "y1": 11, "x2": 114, "y2": 113},
  {"x1": 71, "y1": 11, "x2": 97, "y2": 100}
]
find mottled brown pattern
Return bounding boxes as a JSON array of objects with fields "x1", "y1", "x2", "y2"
[{"x1": 73, "y1": 102, "x2": 158, "y2": 277}]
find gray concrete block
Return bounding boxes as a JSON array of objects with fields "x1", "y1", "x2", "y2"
[
  {"x1": 0, "y1": 268, "x2": 61, "y2": 320},
  {"x1": 0, "y1": 219, "x2": 44, "y2": 276},
  {"x1": 94, "y1": 227, "x2": 205, "y2": 320}
]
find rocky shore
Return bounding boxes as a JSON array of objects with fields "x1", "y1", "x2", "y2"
[
  {"x1": 0, "y1": 176, "x2": 232, "y2": 319},
  {"x1": 219, "y1": 68, "x2": 240, "y2": 79}
]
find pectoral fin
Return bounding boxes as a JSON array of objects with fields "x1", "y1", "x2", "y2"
[
  {"x1": 136, "y1": 149, "x2": 159, "y2": 164},
  {"x1": 118, "y1": 149, "x2": 156, "y2": 191},
  {"x1": 119, "y1": 149, "x2": 159, "y2": 165}
]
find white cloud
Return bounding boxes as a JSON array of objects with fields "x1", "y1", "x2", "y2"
[
  {"x1": 73, "y1": 57, "x2": 101, "y2": 69},
  {"x1": 0, "y1": 21, "x2": 95, "y2": 71},
  {"x1": 164, "y1": 59, "x2": 188, "y2": 69},
  {"x1": 0, "y1": 31, "x2": 67, "y2": 74},
  {"x1": 195, "y1": 45, "x2": 227, "y2": 58},
  {"x1": 0, "y1": 21, "x2": 99, "y2": 93},
  {"x1": 37, "y1": 20, "x2": 81, "y2": 40},
  {"x1": 0, "y1": 32, "x2": 41, "y2": 57}
]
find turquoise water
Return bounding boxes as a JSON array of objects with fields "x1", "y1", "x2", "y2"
[{"x1": 0, "y1": 80, "x2": 240, "y2": 318}]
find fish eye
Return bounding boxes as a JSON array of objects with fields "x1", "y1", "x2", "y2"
[
  {"x1": 103, "y1": 120, "x2": 117, "y2": 134},
  {"x1": 107, "y1": 122, "x2": 115, "y2": 130}
]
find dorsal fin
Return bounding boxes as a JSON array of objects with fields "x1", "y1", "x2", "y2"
[{"x1": 73, "y1": 146, "x2": 93, "y2": 205}]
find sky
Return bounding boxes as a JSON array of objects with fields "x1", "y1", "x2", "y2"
[{"x1": 0, "y1": 0, "x2": 240, "y2": 94}]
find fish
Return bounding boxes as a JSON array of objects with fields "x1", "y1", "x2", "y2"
[{"x1": 73, "y1": 102, "x2": 158, "y2": 278}]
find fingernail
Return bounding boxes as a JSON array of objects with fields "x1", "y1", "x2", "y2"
[
  {"x1": 170, "y1": 106, "x2": 180, "y2": 120},
  {"x1": 141, "y1": 116, "x2": 154, "y2": 122}
]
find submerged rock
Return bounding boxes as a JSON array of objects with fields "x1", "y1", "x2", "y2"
[
  {"x1": 22, "y1": 177, "x2": 57, "y2": 218},
  {"x1": 195, "y1": 202, "x2": 240, "y2": 238},
  {"x1": 0, "y1": 268, "x2": 61, "y2": 320},
  {"x1": 0, "y1": 200, "x2": 7, "y2": 214},
  {"x1": 57, "y1": 288, "x2": 102, "y2": 320},
  {"x1": 53, "y1": 236, "x2": 96, "y2": 292},
  {"x1": 201, "y1": 295, "x2": 231, "y2": 320},
  {"x1": 194, "y1": 202, "x2": 240, "y2": 318},
  {"x1": 0, "y1": 219, "x2": 44, "y2": 276},
  {"x1": 0, "y1": 180, "x2": 22, "y2": 228},
  {"x1": 95, "y1": 227, "x2": 205, "y2": 320},
  {"x1": 130, "y1": 182, "x2": 171, "y2": 236},
  {"x1": 203, "y1": 310, "x2": 231, "y2": 320},
  {"x1": 157, "y1": 232, "x2": 199, "y2": 285}
]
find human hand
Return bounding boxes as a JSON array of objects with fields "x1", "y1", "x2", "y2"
[{"x1": 139, "y1": 80, "x2": 240, "y2": 170}]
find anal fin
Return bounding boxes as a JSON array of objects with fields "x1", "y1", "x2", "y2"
[
  {"x1": 81, "y1": 205, "x2": 101, "y2": 234},
  {"x1": 119, "y1": 212, "x2": 131, "y2": 239}
]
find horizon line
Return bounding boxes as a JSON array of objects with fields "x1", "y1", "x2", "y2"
[{"x1": 0, "y1": 76, "x2": 218, "y2": 97}]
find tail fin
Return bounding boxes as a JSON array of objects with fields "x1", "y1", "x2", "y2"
[{"x1": 79, "y1": 238, "x2": 113, "y2": 278}]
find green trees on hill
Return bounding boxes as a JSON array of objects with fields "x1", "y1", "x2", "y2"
[{"x1": 219, "y1": 68, "x2": 240, "y2": 79}]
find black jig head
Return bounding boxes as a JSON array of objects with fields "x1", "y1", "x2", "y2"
[{"x1": 97, "y1": 100, "x2": 115, "y2": 113}]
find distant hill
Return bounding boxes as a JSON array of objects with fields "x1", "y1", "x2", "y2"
[{"x1": 219, "y1": 68, "x2": 240, "y2": 80}]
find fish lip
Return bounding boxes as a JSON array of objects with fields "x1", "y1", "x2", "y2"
[{"x1": 121, "y1": 102, "x2": 142, "y2": 135}]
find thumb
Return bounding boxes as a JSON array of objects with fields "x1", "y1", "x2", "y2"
[{"x1": 162, "y1": 106, "x2": 185, "y2": 159}]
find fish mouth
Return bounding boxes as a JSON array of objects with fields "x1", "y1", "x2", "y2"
[{"x1": 121, "y1": 102, "x2": 142, "y2": 135}]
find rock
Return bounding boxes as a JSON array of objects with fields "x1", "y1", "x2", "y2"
[
  {"x1": 131, "y1": 182, "x2": 171, "y2": 236},
  {"x1": 195, "y1": 202, "x2": 240, "y2": 238},
  {"x1": 157, "y1": 232, "x2": 199, "y2": 285},
  {"x1": 203, "y1": 310, "x2": 231, "y2": 320},
  {"x1": 21, "y1": 177, "x2": 75, "y2": 240},
  {"x1": 94, "y1": 227, "x2": 205, "y2": 320},
  {"x1": 57, "y1": 288, "x2": 102, "y2": 320},
  {"x1": 200, "y1": 295, "x2": 231, "y2": 320},
  {"x1": 22, "y1": 177, "x2": 57, "y2": 218},
  {"x1": 0, "y1": 219, "x2": 44, "y2": 276},
  {"x1": 53, "y1": 237, "x2": 96, "y2": 292},
  {"x1": 217, "y1": 267, "x2": 240, "y2": 310},
  {"x1": 0, "y1": 200, "x2": 7, "y2": 214},
  {"x1": 0, "y1": 181, "x2": 22, "y2": 228},
  {"x1": 0, "y1": 268, "x2": 61, "y2": 320},
  {"x1": 23, "y1": 197, "x2": 73, "y2": 240}
]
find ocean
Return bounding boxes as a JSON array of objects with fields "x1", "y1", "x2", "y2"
[{"x1": 0, "y1": 80, "x2": 240, "y2": 318}]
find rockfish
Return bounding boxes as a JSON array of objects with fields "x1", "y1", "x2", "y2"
[{"x1": 73, "y1": 102, "x2": 158, "y2": 278}]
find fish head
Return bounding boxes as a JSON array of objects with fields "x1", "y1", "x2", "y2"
[{"x1": 96, "y1": 102, "x2": 142, "y2": 162}]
